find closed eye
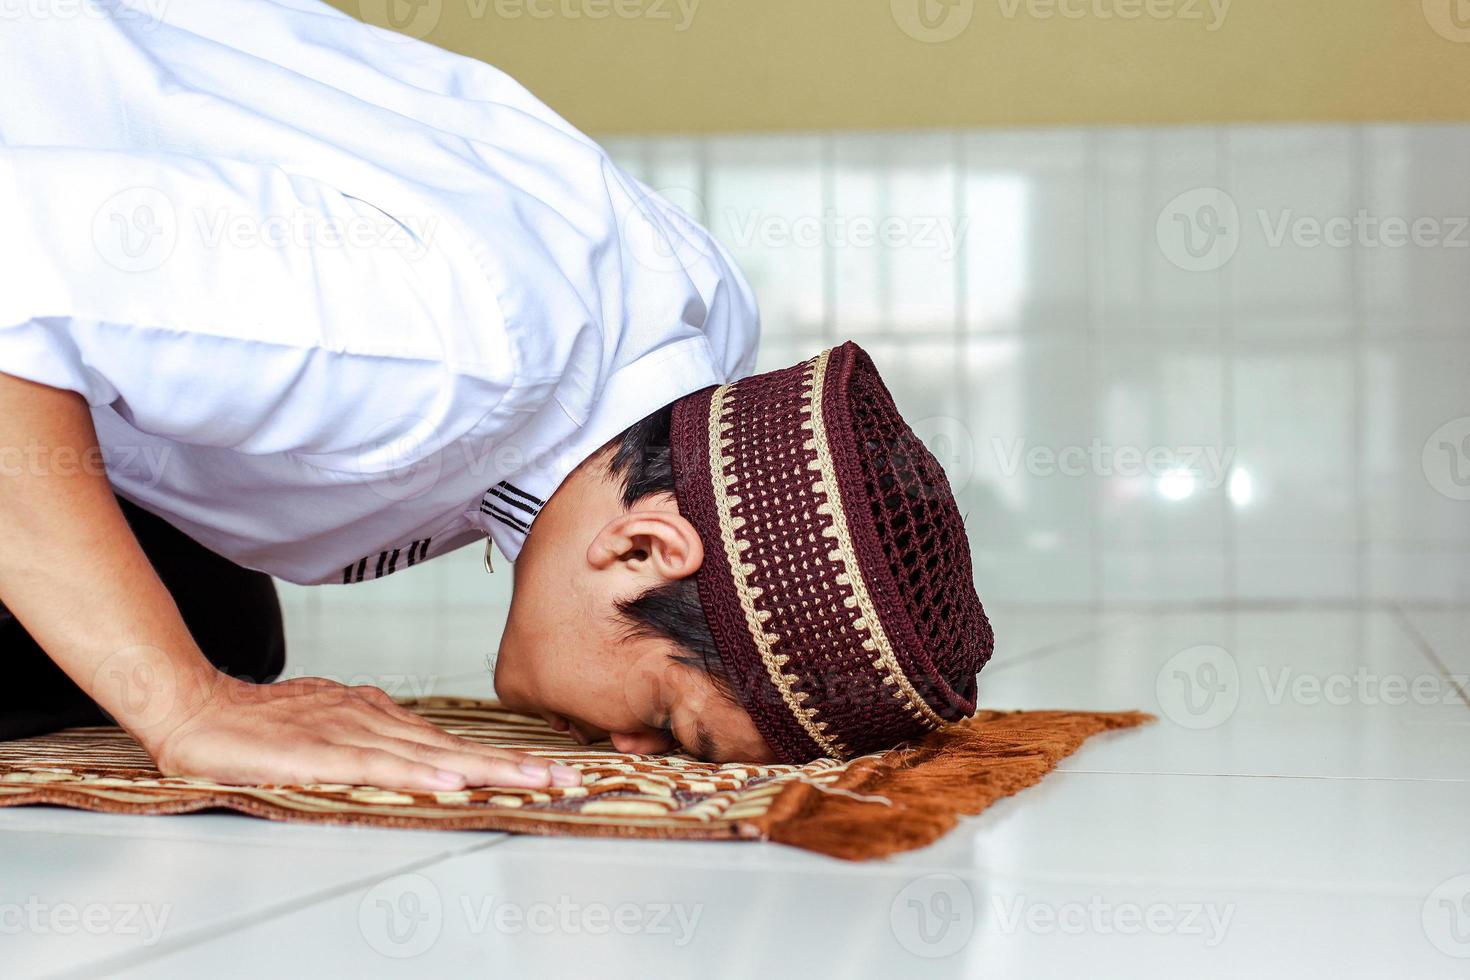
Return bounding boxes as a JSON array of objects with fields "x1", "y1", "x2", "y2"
[
  {"x1": 657, "y1": 724, "x2": 689, "y2": 757},
  {"x1": 662, "y1": 720, "x2": 720, "y2": 762}
]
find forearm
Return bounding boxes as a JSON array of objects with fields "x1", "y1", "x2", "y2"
[{"x1": 0, "y1": 372, "x2": 218, "y2": 750}]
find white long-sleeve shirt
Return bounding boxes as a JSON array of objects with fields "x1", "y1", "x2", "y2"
[{"x1": 0, "y1": 0, "x2": 759, "y2": 585}]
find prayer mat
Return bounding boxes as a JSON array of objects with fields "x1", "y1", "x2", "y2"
[{"x1": 0, "y1": 698, "x2": 1151, "y2": 860}]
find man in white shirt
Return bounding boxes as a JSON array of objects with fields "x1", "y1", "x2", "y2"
[{"x1": 1, "y1": 0, "x2": 993, "y2": 786}]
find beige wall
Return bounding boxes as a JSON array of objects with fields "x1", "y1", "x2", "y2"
[{"x1": 336, "y1": 0, "x2": 1470, "y2": 133}]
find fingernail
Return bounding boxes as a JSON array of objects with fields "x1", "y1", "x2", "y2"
[
  {"x1": 519, "y1": 760, "x2": 552, "y2": 782},
  {"x1": 550, "y1": 764, "x2": 581, "y2": 787},
  {"x1": 433, "y1": 769, "x2": 466, "y2": 789}
]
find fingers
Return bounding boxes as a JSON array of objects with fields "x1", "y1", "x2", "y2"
[
  {"x1": 160, "y1": 734, "x2": 470, "y2": 793},
  {"x1": 344, "y1": 733, "x2": 581, "y2": 789},
  {"x1": 316, "y1": 745, "x2": 471, "y2": 792},
  {"x1": 372, "y1": 706, "x2": 502, "y2": 751},
  {"x1": 323, "y1": 691, "x2": 584, "y2": 788},
  {"x1": 346, "y1": 690, "x2": 569, "y2": 768},
  {"x1": 243, "y1": 681, "x2": 585, "y2": 790},
  {"x1": 385, "y1": 719, "x2": 579, "y2": 787}
]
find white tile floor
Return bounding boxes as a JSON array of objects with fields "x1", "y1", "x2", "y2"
[{"x1": 5, "y1": 604, "x2": 1468, "y2": 980}]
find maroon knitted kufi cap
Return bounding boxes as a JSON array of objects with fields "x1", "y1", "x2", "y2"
[{"x1": 670, "y1": 342, "x2": 994, "y2": 763}]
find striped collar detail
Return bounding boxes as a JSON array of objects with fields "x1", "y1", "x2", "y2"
[
  {"x1": 479, "y1": 480, "x2": 544, "y2": 536},
  {"x1": 341, "y1": 536, "x2": 432, "y2": 584}
]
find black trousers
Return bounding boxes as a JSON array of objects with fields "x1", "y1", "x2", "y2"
[{"x1": 0, "y1": 496, "x2": 286, "y2": 741}]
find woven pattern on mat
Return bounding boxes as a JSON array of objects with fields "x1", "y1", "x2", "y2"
[{"x1": 0, "y1": 698, "x2": 1151, "y2": 860}]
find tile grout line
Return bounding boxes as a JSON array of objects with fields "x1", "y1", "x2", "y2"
[
  {"x1": 1054, "y1": 766, "x2": 1470, "y2": 782},
  {"x1": 1349, "y1": 126, "x2": 1370, "y2": 605},
  {"x1": 64, "y1": 834, "x2": 518, "y2": 980},
  {"x1": 1219, "y1": 125, "x2": 1238, "y2": 605},
  {"x1": 1388, "y1": 602, "x2": 1470, "y2": 712},
  {"x1": 1084, "y1": 127, "x2": 1103, "y2": 607},
  {"x1": 0, "y1": 818, "x2": 498, "y2": 852},
  {"x1": 983, "y1": 614, "x2": 1143, "y2": 676}
]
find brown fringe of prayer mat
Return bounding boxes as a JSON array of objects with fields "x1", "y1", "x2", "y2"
[{"x1": 0, "y1": 698, "x2": 1152, "y2": 860}]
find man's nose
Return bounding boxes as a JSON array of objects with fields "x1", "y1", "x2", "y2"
[{"x1": 609, "y1": 730, "x2": 676, "y2": 755}]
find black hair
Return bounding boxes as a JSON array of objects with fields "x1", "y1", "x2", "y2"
[{"x1": 606, "y1": 403, "x2": 731, "y2": 698}]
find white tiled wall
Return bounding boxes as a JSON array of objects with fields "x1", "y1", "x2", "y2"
[{"x1": 279, "y1": 123, "x2": 1470, "y2": 638}]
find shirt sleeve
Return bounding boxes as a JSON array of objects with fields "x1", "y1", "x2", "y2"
[
  {"x1": 0, "y1": 145, "x2": 515, "y2": 470},
  {"x1": 619, "y1": 172, "x2": 761, "y2": 383}
]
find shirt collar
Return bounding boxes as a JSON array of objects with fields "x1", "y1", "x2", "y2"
[{"x1": 476, "y1": 336, "x2": 725, "y2": 562}]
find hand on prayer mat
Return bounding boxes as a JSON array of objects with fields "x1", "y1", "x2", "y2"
[{"x1": 0, "y1": 698, "x2": 1152, "y2": 860}]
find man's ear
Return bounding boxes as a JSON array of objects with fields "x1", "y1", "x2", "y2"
[{"x1": 586, "y1": 510, "x2": 704, "y2": 583}]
